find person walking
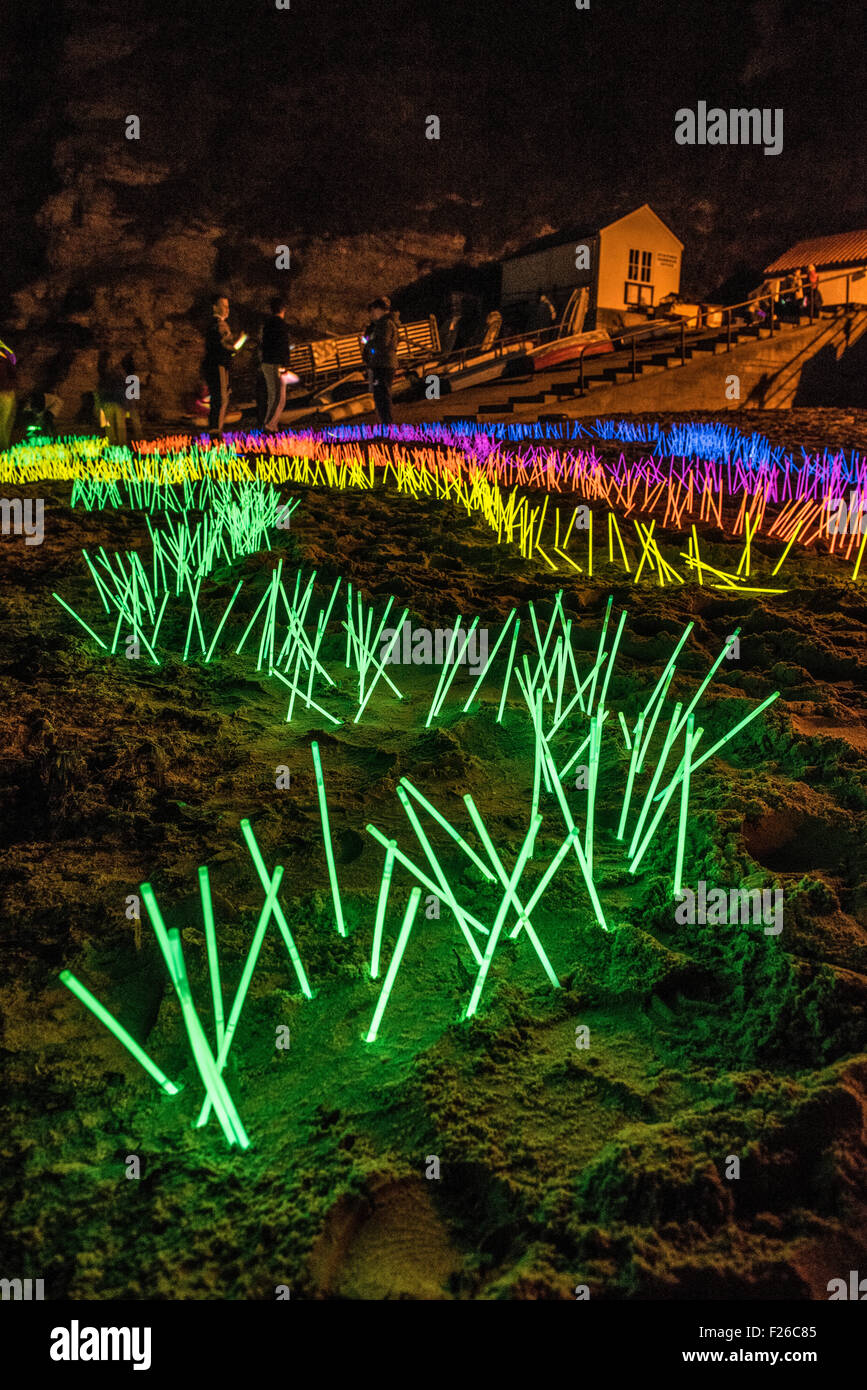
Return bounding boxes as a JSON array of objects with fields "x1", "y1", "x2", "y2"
[
  {"x1": 203, "y1": 295, "x2": 244, "y2": 436},
  {"x1": 0, "y1": 338, "x2": 17, "y2": 449},
  {"x1": 807, "y1": 263, "x2": 822, "y2": 317},
  {"x1": 260, "y1": 295, "x2": 292, "y2": 431},
  {"x1": 362, "y1": 296, "x2": 399, "y2": 427}
]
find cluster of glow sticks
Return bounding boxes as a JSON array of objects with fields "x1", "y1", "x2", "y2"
[{"x1": 59, "y1": 603, "x2": 779, "y2": 1146}]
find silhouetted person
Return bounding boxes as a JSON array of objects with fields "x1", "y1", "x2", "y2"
[
  {"x1": 362, "y1": 296, "x2": 399, "y2": 426},
  {"x1": 260, "y1": 295, "x2": 292, "y2": 431},
  {"x1": 535, "y1": 288, "x2": 557, "y2": 333},
  {"x1": 0, "y1": 338, "x2": 17, "y2": 449},
  {"x1": 202, "y1": 295, "x2": 241, "y2": 435},
  {"x1": 807, "y1": 263, "x2": 822, "y2": 317},
  {"x1": 95, "y1": 352, "x2": 128, "y2": 445}
]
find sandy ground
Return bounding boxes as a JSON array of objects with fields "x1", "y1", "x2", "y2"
[{"x1": 0, "y1": 412, "x2": 865, "y2": 1299}]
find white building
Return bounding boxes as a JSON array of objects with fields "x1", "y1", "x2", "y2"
[
  {"x1": 500, "y1": 204, "x2": 683, "y2": 328},
  {"x1": 765, "y1": 229, "x2": 867, "y2": 305}
]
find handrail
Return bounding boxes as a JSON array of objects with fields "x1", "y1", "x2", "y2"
[{"x1": 612, "y1": 266, "x2": 850, "y2": 358}]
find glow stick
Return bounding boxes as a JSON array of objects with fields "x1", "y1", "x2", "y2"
[
  {"x1": 59, "y1": 970, "x2": 181, "y2": 1096},
  {"x1": 365, "y1": 887, "x2": 422, "y2": 1042}
]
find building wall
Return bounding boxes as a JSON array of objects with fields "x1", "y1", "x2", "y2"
[
  {"x1": 596, "y1": 207, "x2": 682, "y2": 312},
  {"x1": 501, "y1": 237, "x2": 597, "y2": 305},
  {"x1": 811, "y1": 265, "x2": 867, "y2": 305}
]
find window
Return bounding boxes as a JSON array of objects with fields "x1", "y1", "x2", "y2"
[
  {"x1": 625, "y1": 282, "x2": 654, "y2": 306},
  {"x1": 628, "y1": 248, "x2": 653, "y2": 281}
]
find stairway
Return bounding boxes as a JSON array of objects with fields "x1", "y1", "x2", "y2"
[{"x1": 467, "y1": 312, "x2": 838, "y2": 418}]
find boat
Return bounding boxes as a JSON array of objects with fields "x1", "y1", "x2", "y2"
[{"x1": 526, "y1": 329, "x2": 613, "y2": 372}]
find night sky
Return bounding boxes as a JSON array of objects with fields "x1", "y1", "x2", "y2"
[{"x1": 2, "y1": 0, "x2": 865, "y2": 304}]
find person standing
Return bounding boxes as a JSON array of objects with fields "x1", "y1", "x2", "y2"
[
  {"x1": 95, "y1": 352, "x2": 128, "y2": 445},
  {"x1": 807, "y1": 263, "x2": 822, "y2": 317},
  {"x1": 362, "y1": 296, "x2": 399, "y2": 427},
  {"x1": 260, "y1": 296, "x2": 292, "y2": 431},
  {"x1": 535, "y1": 288, "x2": 557, "y2": 333},
  {"x1": 0, "y1": 338, "x2": 17, "y2": 449},
  {"x1": 202, "y1": 295, "x2": 239, "y2": 436}
]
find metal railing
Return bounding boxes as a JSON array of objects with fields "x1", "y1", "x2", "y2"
[{"x1": 579, "y1": 268, "x2": 855, "y2": 392}]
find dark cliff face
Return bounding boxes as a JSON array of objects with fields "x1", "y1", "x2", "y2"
[{"x1": 2, "y1": 0, "x2": 865, "y2": 417}]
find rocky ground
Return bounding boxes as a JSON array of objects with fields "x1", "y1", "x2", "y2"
[{"x1": 0, "y1": 411, "x2": 865, "y2": 1299}]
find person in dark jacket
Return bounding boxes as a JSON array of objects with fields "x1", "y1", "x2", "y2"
[
  {"x1": 362, "y1": 297, "x2": 399, "y2": 426},
  {"x1": 259, "y1": 295, "x2": 292, "y2": 431},
  {"x1": 94, "y1": 352, "x2": 128, "y2": 445},
  {"x1": 202, "y1": 295, "x2": 238, "y2": 435}
]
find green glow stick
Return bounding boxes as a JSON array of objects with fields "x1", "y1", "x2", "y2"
[
  {"x1": 353, "y1": 608, "x2": 408, "y2": 723},
  {"x1": 81, "y1": 549, "x2": 113, "y2": 613},
  {"x1": 508, "y1": 826, "x2": 580, "y2": 939},
  {"x1": 167, "y1": 929, "x2": 249, "y2": 1149},
  {"x1": 151, "y1": 591, "x2": 169, "y2": 648},
  {"x1": 270, "y1": 667, "x2": 342, "y2": 726},
  {"x1": 195, "y1": 865, "x2": 285, "y2": 1130},
  {"x1": 628, "y1": 702, "x2": 682, "y2": 860},
  {"x1": 540, "y1": 739, "x2": 609, "y2": 932},
  {"x1": 618, "y1": 710, "x2": 632, "y2": 749},
  {"x1": 466, "y1": 813, "x2": 542, "y2": 1017},
  {"x1": 462, "y1": 608, "x2": 516, "y2": 712},
  {"x1": 527, "y1": 602, "x2": 555, "y2": 703},
  {"x1": 584, "y1": 713, "x2": 602, "y2": 876},
  {"x1": 371, "y1": 839, "x2": 396, "y2": 978},
  {"x1": 463, "y1": 796, "x2": 559, "y2": 988},
  {"x1": 52, "y1": 593, "x2": 108, "y2": 649},
  {"x1": 673, "y1": 714, "x2": 693, "y2": 896},
  {"x1": 140, "y1": 883, "x2": 240, "y2": 1147},
  {"x1": 687, "y1": 691, "x2": 781, "y2": 777},
  {"x1": 365, "y1": 886, "x2": 422, "y2": 1042},
  {"x1": 531, "y1": 690, "x2": 544, "y2": 822},
  {"x1": 205, "y1": 580, "x2": 243, "y2": 663},
  {"x1": 59, "y1": 969, "x2": 181, "y2": 1096},
  {"x1": 426, "y1": 618, "x2": 463, "y2": 727},
  {"x1": 585, "y1": 595, "x2": 612, "y2": 715},
  {"x1": 399, "y1": 777, "x2": 495, "y2": 882},
  {"x1": 634, "y1": 666, "x2": 674, "y2": 776},
  {"x1": 236, "y1": 579, "x2": 273, "y2": 654},
  {"x1": 496, "y1": 616, "x2": 521, "y2": 724},
  {"x1": 433, "y1": 616, "x2": 479, "y2": 719},
  {"x1": 671, "y1": 630, "x2": 740, "y2": 741},
  {"x1": 636, "y1": 621, "x2": 694, "y2": 752},
  {"x1": 198, "y1": 866, "x2": 224, "y2": 1049},
  {"x1": 366, "y1": 823, "x2": 489, "y2": 944},
  {"x1": 311, "y1": 742, "x2": 346, "y2": 936},
  {"x1": 183, "y1": 575, "x2": 204, "y2": 661},
  {"x1": 240, "y1": 819, "x2": 312, "y2": 997},
  {"x1": 630, "y1": 727, "x2": 703, "y2": 874},
  {"x1": 396, "y1": 786, "x2": 486, "y2": 964},
  {"x1": 596, "y1": 608, "x2": 626, "y2": 717},
  {"x1": 257, "y1": 568, "x2": 279, "y2": 671}
]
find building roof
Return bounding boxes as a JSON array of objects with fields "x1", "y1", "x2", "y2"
[
  {"x1": 503, "y1": 203, "x2": 682, "y2": 262},
  {"x1": 765, "y1": 229, "x2": 867, "y2": 273}
]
